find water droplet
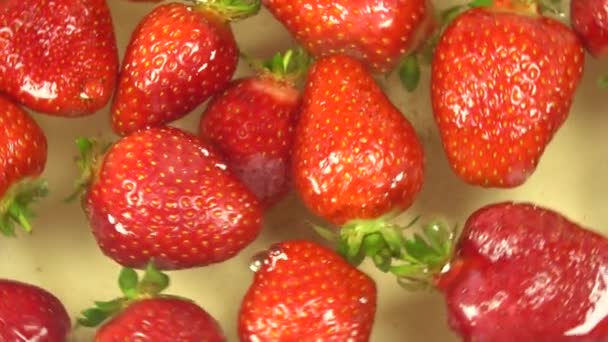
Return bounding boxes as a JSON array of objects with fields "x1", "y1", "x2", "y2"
[
  {"x1": 249, "y1": 250, "x2": 268, "y2": 273},
  {"x1": 358, "y1": 296, "x2": 368, "y2": 304}
]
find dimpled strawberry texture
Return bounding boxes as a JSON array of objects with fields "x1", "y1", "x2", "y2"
[
  {"x1": 0, "y1": 96, "x2": 47, "y2": 196},
  {"x1": 440, "y1": 203, "x2": 608, "y2": 341},
  {"x1": 262, "y1": 0, "x2": 434, "y2": 73},
  {"x1": 431, "y1": 8, "x2": 584, "y2": 187},
  {"x1": 0, "y1": 279, "x2": 70, "y2": 342},
  {"x1": 95, "y1": 298, "x2": 226, "y2": 342},
  {"x1": 0, "y1": 0, "x2": 118, "y2": 116},
  {"x1": 238, "y1": 240, "x2": 377, "y2": 341},
  {"x1": 292, "y1": 55, "x2": 424, "y2": 226},
  {"x1": 84, "y1": 126, "x2": 262, "y2": 270},
  {"x1": 571, "y1": 0, "x2": 608, "y2": 58},
  {"x1": 111, "y1": 3, "x2": 238, "y2": 136}
]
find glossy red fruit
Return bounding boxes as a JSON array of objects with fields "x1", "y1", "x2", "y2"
[
  {"x1": 80, "y1": 126, "x2": 263, "y2": 270},
  {"x1": 0, "y1": 0, "x2": 118, "y2": 116},
  {"x1": 111, "y1": 1, "x2": 260, "y2": 136},
  {"x1": 292, "y1": 54, "x2": 424, "y2": 226},
  {"x1": 238, "y1": 240, "x2": 377, "y2": 341},
  {"x1": 262, "y1": 0, "x2": 435, "y2": 74},
  {"x1": 0, "y1": 279, "x2": 70, "y2": 342},
  {"x1": 571, "y1": 0, "x2": 608, "y2": 58},
  {"x1": 0, "y1": 96, "x2": 48, "y2": 236},
  {"x1": 431, "y1": 4, "x2": 584, "y2": 187},
  {"x1": 199, "y1": 49, "x2": 306, "y2": 208},
  {"x1": 435, "y1": 202, "x2": 608, "y2": 341},
  {"x1": 95, "y1": 298, "x2": 225, "y2": 341}
]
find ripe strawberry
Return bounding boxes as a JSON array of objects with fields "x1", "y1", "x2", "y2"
[
  {"x1": 0, "y1": 279, "x2": 70, "y2": 342},
  {"x1": 0, "y1": 0, "x2": 118, "y2": 117},
  {"x1": 434, "y1": 202, "x2": 608, "y2": 341},
  {"x1": 262, "y1": 0, "x2": 436, "y2": 74},
  {"x1": 111, "y1": 1, "x2": 260, "y2": 136},
  {"x1": 79, "y1": 265, "x2": 226, "y2": 341},
  {"x1": 331, "y1": 200, "x2": 608, "y2": 341},
  {"x1": 571, "y1": 0, "x2": 608, "y2": 58},
  {"x1": 431, "y1": 2, "x2": 584, "y2": 188},
  {"x1": 238, "y1": 240, "x2": 377, "y2": 341},
  {"x1": 0, "y1": 95, "x2": 48, "y2": 236},
  {"x1": 199, "y1": 49, "x2": 307, "y2": 209},
  {"x1": 292, "y1": 54, "x2": 424, "y2": 227},
  {"x1": 73, "y1": 126, "x2": 263, "y2": 270}
]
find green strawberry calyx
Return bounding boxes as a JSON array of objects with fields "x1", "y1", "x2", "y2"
[
  {"x1": 243, "y1": 48, "x2": 312, "y2": 86},
  {"x1": 192, "y1": 0, "x2": 261, "y2": 21},
  {"x1": 0, "y1": 177, "x2": 48, "y2": 237},
  {"x1": 316, "y1": 213, "x2": 458, "y2": 290},
  {"x1": 65, "y1": 137, "x2": 111, "y2": 203},
  {"x1": 76, "y1": 262, "x2": 181, "y2": 327}
]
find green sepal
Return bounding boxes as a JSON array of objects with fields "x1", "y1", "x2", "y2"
[
  {"x1": 399, "y1": 54, "x2": 421, "y2": 92},
  {"x1": 598, "y1": 75, "x2": 608, "y2": 89},
  {"x1": 242, "y1": 47, "x2": 312, "y2": 84},
  {"x1": 0, "y1": 177, "x2": 48, "y2": 237},
  {"x1": 193, "y1": 0, "x2": 261, "y2": 21},
  {"x1": 65, "y1": 137, "x2": 111, "y2": 203},
  {"x1": 76, "y1": 262, "x2": 172, "y2": 329}
]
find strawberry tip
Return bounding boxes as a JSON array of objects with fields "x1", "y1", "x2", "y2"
[{"x1": 0, "y1": 177, "x2": 48, "y2": 237}]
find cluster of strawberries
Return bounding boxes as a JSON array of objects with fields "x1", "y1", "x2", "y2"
[{"x1": 1, "y1": 0, "x2": 608, "y2": 341}]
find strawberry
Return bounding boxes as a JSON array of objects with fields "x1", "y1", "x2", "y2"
[
  {"x1": 292, "y1": 54, "x2": 424, "y2": 227},
  {"x1": 72, "y1": 126, "x2": 263, "y2": 270},
  {"x1": 0, "y1": 0, "x2": 118, "y2": 117},
  {"x1": 261, "y1": 0, "x2": 436, "y2": 74},
  {"x1": 328, "y1": 200, "x2": 608, "y2": 341},
  {"x1": 199, "y1": 49, "x2": 308, "y2": 209},
  {"x1": 430, "y1": 2, "x2": 584, "y2": 188},
  {"x1": 110, "y1": 0, "x2": 261, "y2": 136},
  {"x1": 238, "y1": 240, "x2": 377, "y2": 341},
  {"x1": 0, "y1": 279, "x2": 70, "y2": 342},
  {"x1": 0, "y1": 95, "x2": 48, "y2": 236},
  {"x1": 435, "y1": 202, "x2": 608, "y2": 341},
  {"x1": 79, "y1": 264, "x2": 226, "y2": 341},
  {"x1": 571, "y1": 0, "x2": 608, "y2": 58}
]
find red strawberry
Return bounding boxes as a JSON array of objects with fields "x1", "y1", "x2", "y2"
[
  {"x1": 431, "y1": 2, "x2": 584, "y2": 188},
  {"x1": 110, "y1": 1, "x2": 260, "y2": 136},
  {"x1": 434, "y1": 202, "x2": 608, "y2": 341},
  {"x1": 0, "y1": 0, "x2": 118, "y2": 117},
  {"x1": 292, "y1": 54, "x2": 424, "y2": 227},
  {"x1": 0, "y1": 279, "x2": 70, "y2": 342},
  {"x1": 0, "y1": 95, "x2": 48, "y2": 236},
  {"x1": 199, "y1": 49, "x2": 307, "y2": 208},
  {"x1": 571, "y1": 0, "x2": 608, "y2": 58},
  {"x1": 238, "y1": 240, "x2": 377, "y2": 341},
  {"x1": 73, "y1": 126, "x2": 263, "y2": 270},
  {"x1": 262, "y1": 0, "x2": 436, "y2": 74},
  {"x1": 79, "y1": 265, "x2": 226, "y2": 341}
]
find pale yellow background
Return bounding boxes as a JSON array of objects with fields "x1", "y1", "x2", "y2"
[{"x1": 0, "y1": 0, "x2": 605, "y2": 341}]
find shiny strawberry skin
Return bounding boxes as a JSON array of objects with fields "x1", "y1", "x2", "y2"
[
  {"x1": 292, "y1": 54, "x2": 424, "y2": 226},
  {"x1": 0, "y1": 279, "x2": 70, "y2": 342},
  {"x1": 238, "y1": 240, "x2": 377, "y2": 341},
  {"x1": 199, "y1": 76, "x2": 300, "y2": 209},
  {"x1": 431, "y1": 8, "x2": 584, "y2": 188},
  {"x1": 95, "y1": 297, "x2": 225, "y2": 342},
  {"x1": 436, "y1": 202, "x2": 608, "y2": 342},
  {"x1": 84, "y1": 126, "x2": 263, "y2": 270},
  {"x1": 111, "y1": 3, "x2": 238, "y2": 136},
  {"x1": 0, "y1": 96, "x2": 47, "y2": 196},
  {"x1": 0, "y1": 0, "x2": 118, "y2": 117},
  {"x1": 571, "y1": 0, "x2": 608, "y2": 58},
  {"x1": 262, "y1": 0, "x2": 435, "y2": 73}
]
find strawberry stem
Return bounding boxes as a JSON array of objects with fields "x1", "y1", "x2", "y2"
[
  {"x1": 76, "y1": 262, "x2": 171, "y2": 328},
  {"x1": 242, "y1": 47, "x2": 312, "y2": 84},
  {"x1": 0, "y1": 178, "x2": 48, "y2": 237},
  {"x1": 192, "y1": 0, "x2": 261, "y2": 21},
  {"x1": 317, "y1": 215, "x2": 458, "y2": 290},
  {"x1": 65, "y1": 137, "x2": 111, "y2": 203}
]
